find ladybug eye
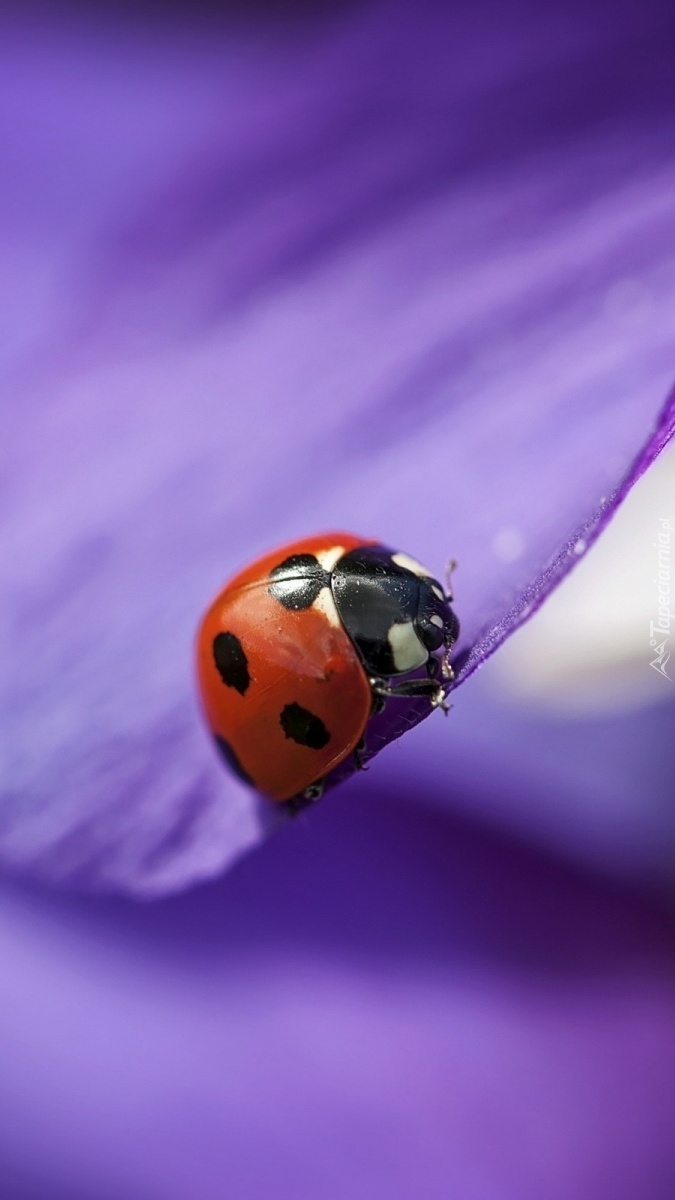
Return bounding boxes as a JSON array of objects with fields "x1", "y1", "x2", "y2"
[
  {"x1": 416, "y1": 579, "x2": 455, "y2": 652},
  {"x1": 444, "y1": 610, "x2": 460, "y2": 646},
  {"x1": 417, "y1": 615, "x2": 446, "y2": 653}
]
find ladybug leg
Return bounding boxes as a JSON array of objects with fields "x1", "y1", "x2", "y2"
[
  {"x1": 353, "y1": 736, "x2": 369, "y2": 771},
  {"x1": 303, "y1": 779, "x2": 324, "y2": 803},
  {"x1": 369, "y1": 675, "x2": 451, "y2": 715},
  {"x1": 285, "y1": 779, "x2": 325, "y2": 816},
  {"x1": 442, "y1": 654, "x2": 456, "y2": 682},
  {"x1": 427, "y1": 655, "x2": 440, "y2": 679},
  {"x1": 426, "y1": 653, "x2": 453, "y2": 699},
  {"x1": 434, "y1": 645, "x2": 456, "y2": 683}
]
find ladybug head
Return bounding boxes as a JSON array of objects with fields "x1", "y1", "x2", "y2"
[{"x1": 415, "y1": 579, "x2": 460, "y2": 655}]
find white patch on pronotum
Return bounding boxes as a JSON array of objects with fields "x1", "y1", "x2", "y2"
[
  {"x1": 391, "y1": 551, "x2": 434, "y2": 579},
  {"x1": 313, "y1": 586, "x2": 342, "y2": 628},
  {"x1": 316, "y1": 545, "x2": 345, "y2": 572},
  {"x1": 430, "y1": 613, "x2": 444, "y2": 628},
  {"x1": 431, "y1": 584, "x2": 445, "y2": 602},
  {"x1": 388, "y1": 621, "x2": 428, "y2": 673}
]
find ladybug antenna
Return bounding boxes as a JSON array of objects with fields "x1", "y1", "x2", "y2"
[
  {"x1": 441, "y1": 653, "x2": 455, "y2": 684},
  {"x1": 444, "y1": 557, "x2": 458, "y2": 599}
]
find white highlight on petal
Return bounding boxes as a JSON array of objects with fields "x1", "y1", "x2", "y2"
[
  {"x1": 316, "y1": 545, "x2": 345, "y2": 572},
  {"x1": 313, "y1": 585, "x2": 342, "y2": 627},
  {"x1": 489, "y1": 442, "x2": 675, "y2": 716},
  {"x1": 491, "y1": 526, "x2": 525, "y2": 564},
  {"x1": 392, "y1": 551, "x2": 434, "y2": 579},
  {"x1": 388, "y1": 621, "x2": 428, "y2": 673}
]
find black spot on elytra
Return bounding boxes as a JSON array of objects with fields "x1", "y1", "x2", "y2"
[
  {"x1": 213, "y1": 735, "x2": 254, "y2": 787},
  {"x1": 212, "y1": 631, "x2": 250, "y2": 695},
  {"x1": 279, "y1": 702, "x2": 330, "y2": 750},
  {"x1": 269, "y1": 553, "x2": 331, "y2": 610}
]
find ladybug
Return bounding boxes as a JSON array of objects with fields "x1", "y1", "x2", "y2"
[{"x1": 195, "y1": 533, "x2": 459, "y2": 809}]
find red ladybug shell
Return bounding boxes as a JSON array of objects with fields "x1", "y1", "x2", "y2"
[{"x1": 196, "y1": 533, "x2": 375, "y2": 802}]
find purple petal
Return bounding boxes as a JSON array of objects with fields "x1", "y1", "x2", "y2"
[
  {"x1": 1, "y1": 799, "x2": 675, "y2": 1199},
  {"x1": 2, "y1": 2, "x2": 675, "y2": 890},
  {"x1": 371, "y1": 681, "x2": 675, "y2": 886}
]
